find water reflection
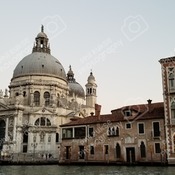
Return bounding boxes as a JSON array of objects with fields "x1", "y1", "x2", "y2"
[{"x1": 0, "y1": 165, "x2": 174, "y2": 175}]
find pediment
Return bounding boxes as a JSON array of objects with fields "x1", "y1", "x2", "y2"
[{"x1": 33, "y1": 107, "x2": 54, "y2": 115}]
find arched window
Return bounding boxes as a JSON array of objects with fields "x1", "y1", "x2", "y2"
[
  {"x1": 171, "y1": 102, "x2": 175, "y2": 118},
  {"x1": 44, "y1": 92, "x2": 50, "y2": 106},
  {"x1": 23, "y1": 91, "x2": 26, "y2": 97},
  {"x1": 0, "y1": 119, "x2": 5, "y2": 150},
  {"x1": 116, "y1": 143, "x2": 121, "y2": 158},
  {"x1": 111, "y1": 127, "x2": 115, "y2": 135},
  {"x1": 34, "y1": 91, "x2": 40, "y2": 106},
  {"x1": 34, "y1": 117, "x2": 51, "y2": 126},
  {"x1": 140, "y1": 141, "x2": 146, "y2": 158}
]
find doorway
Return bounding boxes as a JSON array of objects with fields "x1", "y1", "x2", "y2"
[
  {"x1": 65, "y1": 146, "x2": 71, "y2": 159},
  {"x1": 126, "y1": 147, "x2": 135, "y2": 163},
  {"x1": 79, "y1": 146, "x2": 85, "y2": 159},
  {"x1": 23, "y1": 132, "x2": 28, "y2": 153}
]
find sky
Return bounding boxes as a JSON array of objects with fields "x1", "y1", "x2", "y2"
[{"x1": 0, "y1": 0, "x2": 175, "y2": 114}]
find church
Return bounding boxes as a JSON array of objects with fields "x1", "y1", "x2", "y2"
[{"x1": 0, "y1": 26, "x2": 97, "y2": 161}]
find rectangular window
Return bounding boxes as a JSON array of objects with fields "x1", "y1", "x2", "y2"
[
  {"x1": 126, "y1": 123, "x2": 131, "y2": 129},
  {"x1": 153, "y1": 122, "x2": 160, "y2": 137},
  {"x1": 62, "y1": 128, "x2": 73, "y2": 139},
  {"x1": 89, "y1": 127, "x2": 94, "y2": 137},
  {"x1": 155, "y1": 143, "x2": 161, "y2": 153},
  {"x1": 138, "y1": 123, "x2": 144, "y2": 134},
  {"x1": 169, "y1": 78, "x2": 174, "y2": 88},
  {"x1": 172, "y1": 109, "x2": 175, "y2": 118},
  {"x1": 75, "y1": 127, "x2": 86, "y2": 139},
  {"x1": 90, "y1": 145, "x2": 94, "y2": 155},
  {"x1": 124, "y1": 110, "x2": 132, "y2": 116},
  {"x1": 104, "y1": 145, "x2": 109, "y2": 154}
]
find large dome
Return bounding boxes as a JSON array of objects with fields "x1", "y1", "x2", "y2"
[
  {"x1": 12, "y1": 52, "x2": 67, "y2": 80},
  {"x1": 12, "y1": 26, "x2": 67, "y2": 80}
]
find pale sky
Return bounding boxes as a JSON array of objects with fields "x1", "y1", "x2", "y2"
[{"x1": 0, "y1": 0, "x2": 174, "y2": 114}]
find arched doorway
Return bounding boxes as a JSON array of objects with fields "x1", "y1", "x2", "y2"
[
  {"x1": 116, "y1": 143, "x2": 121, "y2": 159},
  {"x1": 0, "y1": 119, "x2": 5, "y2": 150}
]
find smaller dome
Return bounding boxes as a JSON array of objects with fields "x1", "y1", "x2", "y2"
[
  {"x1": 36, "y1": 25, "x2": 48, "y2": 38},
  {"x1": 88, "y1": 72, "x2": 95, "y2": 84},
  {"x1": 68, "y1": 82, "x2": 85, "y2": 98},
  {"x1": 37, "y1": 32, "x2": 48, "y2": 38},
  {"x1": 67, "y1": 66, "x2": 85, "y2": 98}
]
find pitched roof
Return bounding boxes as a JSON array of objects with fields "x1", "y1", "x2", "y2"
[{"x1": 60, "y1": 102, "x2": 164, "y2": 127}]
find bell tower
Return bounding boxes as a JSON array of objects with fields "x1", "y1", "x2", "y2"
[{"x1": 85, "y1": 71, "x2": 97, "y2": 108}]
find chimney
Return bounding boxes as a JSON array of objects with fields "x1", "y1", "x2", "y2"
[
  {"x1": 147, "y1": 99, "x2": 152, "y2": 104},
  {"x1": 147, "y1": 99, "x2": 152, "y2": 111},
  {"x1": 90, "y1": 112, "x2": 94, "y2": 116},
  {"x1": 95, "y1": 104, "x2": 101, "y2": 120}
]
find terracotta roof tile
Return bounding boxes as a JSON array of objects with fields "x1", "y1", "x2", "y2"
[{"x1": 60, "y1": 102, "x2": 164, "y2": 127}]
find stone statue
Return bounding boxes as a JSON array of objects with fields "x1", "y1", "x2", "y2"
[{"x1": 0, "y1": 89, "x2": 3, "y2": 98}]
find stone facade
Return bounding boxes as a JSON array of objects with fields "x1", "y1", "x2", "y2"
[
  {"x1": 0, "y1": 26, "x2": 97, "y2": 162},
  {"x1": 159, "y1": 57, "x2": 175, "y2": 164},
  {"x1": 59, "y1": 102, "x2": 166, "y2": 164}
]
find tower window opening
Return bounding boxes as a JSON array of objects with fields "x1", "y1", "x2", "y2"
[{"x1": 90, "y1": 88, "x2": 92, "y2": 94}]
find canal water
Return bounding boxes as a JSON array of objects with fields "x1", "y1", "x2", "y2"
[{"x1": 0, "y1": 165, "x2": 174, "y2": 175}]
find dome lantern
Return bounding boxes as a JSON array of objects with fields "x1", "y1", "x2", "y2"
[{"x1": 32, "y1": 25, "x2": 50, "y2": 54}]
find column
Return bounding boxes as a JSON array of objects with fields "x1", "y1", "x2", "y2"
[
  {"x1": 5, "y1": 118, "x2": 9, "y2": 141},
  {"x1": 13, "y1": 116, "x2": 17, "y2": 141}
]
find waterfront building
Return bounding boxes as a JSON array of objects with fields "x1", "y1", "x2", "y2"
[
  {"x1": 159, "y1": 57, "x2": 175, "y2": 164},
  {"x1": 0, "y1": 26, "x2": 97, "y2": 162},
  {"x1": 59, "y1": 102, "x2": 166, "y2": 164}
]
